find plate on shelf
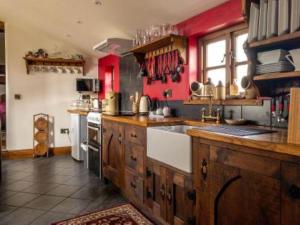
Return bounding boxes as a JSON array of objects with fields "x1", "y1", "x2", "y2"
[
  {"x1": 278, "y1": 0, "x2": 290, "y2": 35},
  {"x1": 291, "y1": 0, "x2": 300, "y2": 33}
]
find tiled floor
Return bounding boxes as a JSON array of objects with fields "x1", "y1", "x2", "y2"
[{"x1": 0, "y1": 155, "x2": 126, "y2": 225}]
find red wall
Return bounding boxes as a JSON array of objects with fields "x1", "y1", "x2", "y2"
[
  {"x1": 98, "y1": 0, "x2": 244, "y2": 101},
  {"x1": 144, "y1": 0, "x2": 244, "y2": 100},
  {"x1": 98, "y1": 55, "x2": 120, "y2": 99}
]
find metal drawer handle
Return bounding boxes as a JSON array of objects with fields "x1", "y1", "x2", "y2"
[
  {"x1": 130, "y1": 155, "x2": 137, "y2": 161},
  {"x1": 118, "y1": 134, "x2": 122, "y2": 144},
  {"x1": 160, "y1": 185, "x2": 165, "y2": 199},
  {"x1": 130, "y1": 133, "x2": 137, "y2": 138},
  {"x1": 289, "y1": 184, "x2": 300, "y2": 199},
  {"x1": 166, "y1": 189, "x2": 172, "y2": 204},
  {"x1": 146, "y1": 187, "x2": 152, "y2": 199},
  {"x1": 130, "y1": 182, "x2": 137, "y2": 189},
  {"x1": 146, "y1": 168, "x2": 152, "y2": 177},
  {"x1": 201, "y1": 159, "x2": 207, "y2": 180}
]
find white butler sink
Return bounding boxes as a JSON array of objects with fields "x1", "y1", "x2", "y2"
[{"x1": 147, "y1": 125, "x2": 195, "y2": 173}]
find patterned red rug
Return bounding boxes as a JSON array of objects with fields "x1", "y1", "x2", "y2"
[{"x1": 51, "y1": 204, "x2": 154, "y2": 225}]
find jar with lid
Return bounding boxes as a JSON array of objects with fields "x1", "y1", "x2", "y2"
[
  {"x1": 214, "y1": 81, "x2": 225, "y2": 100},
  {"x1": 203, "y1": 78, "x2": 215, "y2": 97}
]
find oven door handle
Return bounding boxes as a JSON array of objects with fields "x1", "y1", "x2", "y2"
[
  {"x1": 88, "y1": 145, "x2": 99, "y2": 152},
  {"x1": 88, "y1": 126, "x2": 100, "y2": 131}
]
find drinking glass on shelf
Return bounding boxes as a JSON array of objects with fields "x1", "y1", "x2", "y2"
[
  {"x1": 161, "y1": 24, "x2": 170, "y2": 36},
  {"x1": 149, "y1": 25, "x2": 161, "y2": 41},
  {"x1": 169, "y1": 25, "x2": 179, "y2": 35}
]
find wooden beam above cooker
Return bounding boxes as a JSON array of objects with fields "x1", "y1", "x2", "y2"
[{"x1": 0, "y1": 21, "x2": 4, "y2": 32}]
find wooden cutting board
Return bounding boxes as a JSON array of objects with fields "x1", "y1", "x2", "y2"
[{"x1": 288, "y1": 88, "x2": 300, "y2": 144}]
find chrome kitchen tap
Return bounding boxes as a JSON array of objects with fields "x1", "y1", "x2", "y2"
[{"x1": 201, "y1": 96, "x2": 221, "y2": 124}]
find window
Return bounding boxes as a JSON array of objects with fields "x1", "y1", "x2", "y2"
[
  {"x1": 234, "y1": 33, "x2": 248, "y2": 92},
  {"x1": 200, "y1": 24, "x2": 249, "y2": 93}
]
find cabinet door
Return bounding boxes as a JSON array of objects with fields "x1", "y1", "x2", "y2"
[
  {"x1": 193, "y1": 140, "x2": 210, "y2": 225},
  {"x1": 102, "y1": 120, "x2": 124, "y2": 188},
  {"x1": 209, "y1": 146, "x2": 281, "y2": 225},
  {"x1": 145, "y1": 160, "x2": 167, "y2": 222},
  {"x1": 281, "y1": 162, "x2": 300, "y2": 225},
  {"x1": 166, "y1": 171, "x2": 195, "y2": 225}
]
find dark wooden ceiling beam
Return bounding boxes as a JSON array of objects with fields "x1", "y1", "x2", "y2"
[{"x1": 0, "y1": 21, "x2": 4, "y2": 32}]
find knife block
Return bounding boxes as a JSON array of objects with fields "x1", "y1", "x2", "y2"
[{"x1": 288, "y1": 88, "x2": 300, "y2": 145}]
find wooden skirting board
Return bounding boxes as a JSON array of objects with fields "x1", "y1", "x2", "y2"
[{"x1": 1, "y1": 146, "x2": 71, "y2": 160}]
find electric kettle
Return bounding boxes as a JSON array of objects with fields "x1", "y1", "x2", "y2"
[{"x1": 139, "y1": 96, "x2": 151, "y2": 114}]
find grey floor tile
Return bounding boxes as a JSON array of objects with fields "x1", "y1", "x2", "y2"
[
  {"x1": 0, "y1": 207, "x2": 45, "y2": 225},
  {"x1": 44, "y1": 175, "x2": 72, "y2": 185},
  {"x1": 30, "y1": 211, "x2": 75, "y2": 225},
  {"x1": 46, "y1": 185, "x2": 82, "y2": 197},
  {"x1": 51, "y1": 198, "x2": 91, "y2": 214},
  {"x1": 70, "y1": 185, "x2": 106, "y2": 200},
  {"x1": 25, "y1": 195, "x2": 65, "y2": 211},
  {"x1": 0, "y1": 155, "x2": 126, "y2": 225},
  {"x1": 0, "y1": 190, "x2": 17, "y2": 201},
  {"x1": 0, "y1": 205, "x2": 16, "y2": 218},
  {"x1": 4, "y1": 171, "x2": 32, "y2": 180},
  {"x1": 5, "y1": 181, "x2": 35, "y2": 192},
  {"x1": 3, "y1": 192, "x2": 40, "y2": 207},
  {"x1": 22, "y1": 183, "x2": 59, "y2": 194}
]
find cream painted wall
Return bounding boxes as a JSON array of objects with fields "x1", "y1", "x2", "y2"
[
  {"x1": 5, "y1": 22, "x2": 98, "y2": 151},
  {"x1": 0, "y1": 32, "x2": 4, "y2": 65}
]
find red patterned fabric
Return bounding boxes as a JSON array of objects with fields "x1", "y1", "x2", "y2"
[{"x1": 52, "y1": 204, "x2": 154, "y2": 225}]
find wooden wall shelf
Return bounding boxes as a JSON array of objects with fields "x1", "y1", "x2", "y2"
[
  {"x1": 129, "y1": 34, "x2": 187, "y2": 64},
  {"x1": 183, "y1": 98, "x2": 263, "y2": 106},
  {"x1": 23, "y1": 57, "x2": 85, "y2": 75},
  {"x1": 253, "y1": 71, "x2": 300, "y2": 81},
  {"x1": 248, "y1": 31, "x2": 300, "y2": 49}
]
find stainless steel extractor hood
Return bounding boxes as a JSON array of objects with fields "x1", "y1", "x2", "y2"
[{"x1": 93, "y1": 38, "x2": 133, "y2": 56}]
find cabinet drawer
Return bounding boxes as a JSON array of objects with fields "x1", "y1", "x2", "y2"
[
  {"x1": 125, "y1": 143, "x2": 144, "y2": 176},
  {"x1": 125, "y1": 169, "x2": 143, "y2": 203},
  {"x1": 125, "y1": 125, "x2": 145, "y2": 145},
  {"x1": 210, "y1": 145, "x2": 281, "y2": 178}
]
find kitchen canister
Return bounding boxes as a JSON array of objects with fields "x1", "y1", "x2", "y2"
[
  {"x1": 214, "y1": 81, "x2": 226, "y2": 100},
  {"x1": 203, "y1": 78, "x2": 215, "y2": 96}
]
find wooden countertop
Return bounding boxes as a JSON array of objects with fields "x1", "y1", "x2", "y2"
[
  {"x1": 102, "y1": 115, "x2": 185, "y2": 127},
  {"x1": 68, "y1": 111, "x2": 300, "y2": 157},
  {"x1": 186, "y1": 123, "x2": 300, "y2": 157},
  {"x1": 67, "y1": 109, "x2": 89, "y2": 116}
]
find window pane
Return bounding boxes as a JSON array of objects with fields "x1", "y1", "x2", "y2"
[
  {"x1": 235, "y1": 33, "x2": 248, "y2": 62},
  {"x1": 207, "y1": 68, "x2": 226, "y2": 86},
  {"x1": 206, "y1": 40, "x2": 226, "y2": 67},
  {"x1": 236, "y1": 64, "x2": 248, "y2": 92}
]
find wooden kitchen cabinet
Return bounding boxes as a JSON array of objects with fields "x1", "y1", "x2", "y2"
[
  {"x1": 123, "y1": 124, "x2": 146, "y2": 206},
  {"x1": 145, "y1": 159, "x2": 195, "y2": 225},
  {"x1": 193, "y1": 139, "x2": 281, "y2": 225},
  {"x1": 102, "y1": 120, "x2": 124, "y2": 188},
  {"x1": 281, "y1": 162, "x2": 300, "y2": 225}
]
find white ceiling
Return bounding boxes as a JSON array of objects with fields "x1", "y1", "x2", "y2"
[{"x1": 0, "y1": 0, "x2": 228, "y2": 57}]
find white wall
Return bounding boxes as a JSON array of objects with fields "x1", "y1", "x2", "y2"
[{"x1": 5, "y1": 22, "x2": 98, "y2": 151}]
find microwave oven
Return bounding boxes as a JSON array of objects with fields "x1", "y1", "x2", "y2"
[{"x1": 76, "y1": 79, "x2": 100, "y2": 92}]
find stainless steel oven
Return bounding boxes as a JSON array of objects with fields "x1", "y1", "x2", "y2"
[
  {"x1": 87, "y1": 122, "x2": 101, "y2": 148},
  {"x1": 87, "y1": 112, "x2": 102, "y2": 178}
]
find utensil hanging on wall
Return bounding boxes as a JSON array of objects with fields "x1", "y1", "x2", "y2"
[{"x1": 161, "y1": 52, "x2": 168, "y2": 83}]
